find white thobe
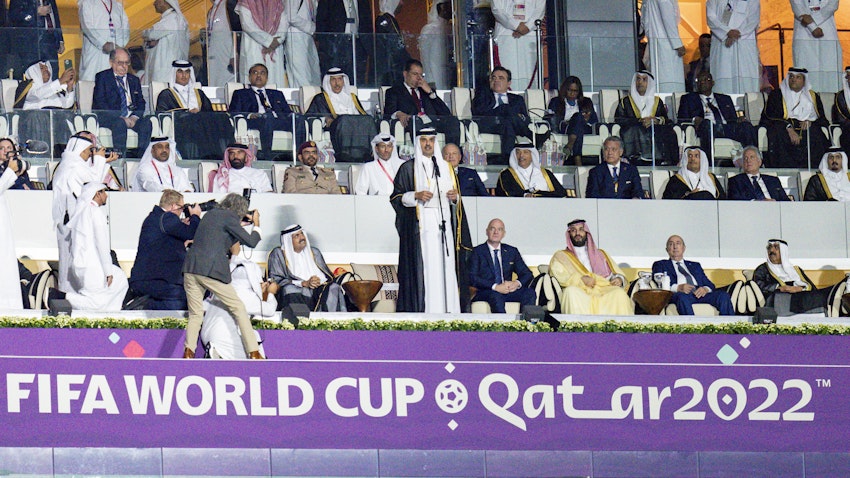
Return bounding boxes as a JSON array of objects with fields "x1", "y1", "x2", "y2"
[
  {"x1": 65, "y1": 202, "x2": 129, "y2": 311},
  {"x1": 419, "y1": 19, "x2": 450, "y2": 90},
  {"x1": 354, "y1": 158, "x2": 402, "y2": 195},
  {"x1": 201, "y1": 258, "x2": 275, "y2": 359},
  {"x1": 210, "y1": 167, "x2": 273, "y2": 193},
  {"x1": 78, "y1": 0, "x2": 130, "y2": 81},
  {"x1": 144, "y1": 9, "x2": 190, "y2": 84},
  {"x1": 0, "y1": 168, "x2": 22, "y2": 309},
  {"x1": 491, "y1": 0, "x2": 545, "y2": 90},
  {"x1": 285, "y1": 0, "x2": 321, "y2": 88},
  {"x1": 237, "y1": 4, "x2": 289, "y2": 87},
  {"x1": 23, "y1": 80, "x2": 76, "y2": 109},
  {"x1": 706, "y1": 0, "x2": 760, "y2": 94},
  {"x1": 642, "y1": 0, "x2": 684, "y2": 93},
  {"x1": 207, "y1": 0, "x2": 235, "y2": 87},
  {"x1": 51, "y1": 155, "x2": 108, "y2": 292},
  {"x1": 402, "y1": 158, "x2": 460, "y2": 314},
  {"x1": 791, "y1": 0, "x2": 842, "y2": 93},
  {"x1": 133, "y1": 162, "x2": 193, "y2": 192}
]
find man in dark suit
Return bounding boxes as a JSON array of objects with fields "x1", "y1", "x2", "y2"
[
  {"x1": 7, "y1": 0, "x2": 63, "y2": 76},
  {"x1": 728, "y1": 146, "x2": 790, "y2": 201},
  {"x1": 315, "y1": 0, "x2": 371, "y2": 84},
  {"x1": 443, "y1": 143, "x2": 488, "y2": 196},
  {"x1": 182, "y1": 193, "x2": 262, "y2": 359},
  {"x1": 684, "y1": 33, "x2": 710, "y2": 93},
  {"x1": 92, "y1": 47, "x2": 153, "y2": 157},
  {"x1": 229, "y1": 62, "x2": 306, "y2": 160},
  {"x1": 129, "y1": 190, "x2": 200, "y2": 309},
  {"x1": 586, "y1": 136, "x2": 644, "y2": 199},
  {"x1": 470, "y1": 66, "x2": 533, "y2": 165},
  {"x1": 677, "y1": 71, "x2": 757, "y2": 160},
  {"x1": 652, "y1": 235, "x2": 735, "y2": 315},
  {"x1": 468, "y1": 218, "x2": 535, "y2": 313},
  {"x1": 384, "y1": 59, "x2": 460, "y2": 147}
]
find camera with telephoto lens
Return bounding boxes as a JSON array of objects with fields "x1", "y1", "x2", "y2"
[
  {"x1": 183, "y1": 199, "x2": 217, "y2": 218},
  {"x1": 0, "y1": 148, "x2": 28, "y2": 176},
  {"x1": 242, "y1": 188, "x2": 256, "y2": 224}
]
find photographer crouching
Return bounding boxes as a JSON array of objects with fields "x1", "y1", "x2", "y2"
[
  {"x1": 128, "y1": 190, "x2": 202, "y2": 309},
  {"x1": 182, "y1": 193, "x2": 262, "y2": 359},
  {"x1": 0, "y1": 138, "x2": 34, "y2": 190}
]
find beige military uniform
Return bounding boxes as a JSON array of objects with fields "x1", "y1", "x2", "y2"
[{"x1": 282, "y1": 165, "x2": 342, "y2": 194}]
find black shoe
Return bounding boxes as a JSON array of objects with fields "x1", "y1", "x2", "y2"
[{"x1": 48, "y1": 287, "x2": 66, "y2": 301}]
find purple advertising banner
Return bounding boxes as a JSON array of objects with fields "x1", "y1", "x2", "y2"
[{"x1": 0, "y1": 328, "x2": 848, "y2": 451}]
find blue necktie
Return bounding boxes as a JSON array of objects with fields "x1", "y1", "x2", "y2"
[
  {"x1": 752, "y1": 176, "x2": 766, "y2": 200},
  {"x1": 676, "y1": 262, "x2": 695, "y2": 286},
  {"x1": 493, "y1": 249, "x2": 504, "y2": 284},
  {"x1": 116, "y1": 76, "x2": 128, "y2": 116},
  {"x1": 612, "y1": 166, "x2": 618, "y2": 182}
]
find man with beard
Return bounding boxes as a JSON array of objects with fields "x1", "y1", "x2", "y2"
[
  {"x1": 283, "y1": 141, "x2": 341, "y2": 194},
  {"x1": 132, "y1": 137, "x2": 193, "y2": 192},
  {"x1": 548, "y1": 219, "x2": 633, "y2": 315},
  {"x1": 391, "y1": 127, "x2": 472, "y2": 312},
  {"x1": 753, "y1": 239, "x2": 832, "y2": 316},
  {"x1": 803, "y1": 148, "x2": 850, "y2": 201},
  {"x1": 209, "y1": 143, "x2": 272, "y2": 193}
]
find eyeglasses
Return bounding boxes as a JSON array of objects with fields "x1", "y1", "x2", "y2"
[{"x1": 112, "y1": 61, "x2": 130, "y2": 66}]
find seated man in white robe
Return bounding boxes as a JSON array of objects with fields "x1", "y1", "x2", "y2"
[
  {"x1": 49, "y1": 182, "x2": 129, "y2": 311},
  {"x1": 201, "y1": 242, "x2": 278, "y2": 359},
  {"x1": 267, "y1": 224, "x2": 348, "y2": 312},
  {"x1": 132, "y1": 137, "x2": 193, "y2": 192},
  {"x1": 14, "y1": 61, "x2": 77, "y2": 150},
  {"x1": 803, "y1": 148, "x2": 850, "y2": 201},
  {"x1": 548, "y1": 219, "x2": 634, "y2": 315},
  {"x1": 354, "y1": 134, "x2": 404, "y2": 195},
  {"x1": 209, "y1": 143, "x2": 273, "y2": 193}
]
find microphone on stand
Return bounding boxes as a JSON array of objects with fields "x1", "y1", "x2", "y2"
[{"x1": 431, "y1": 156, "x2": 440, "y2": 178}]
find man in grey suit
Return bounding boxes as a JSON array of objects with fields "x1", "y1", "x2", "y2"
[{"x1": 182, "y1": 193, "x2": 262, "y2": 359}]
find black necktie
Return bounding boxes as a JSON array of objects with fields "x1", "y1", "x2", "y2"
[
  {"x1": 705, "y1": 97, "x2": 724, "y2": 125},
  {"x1": 311, "y1": 166, "x2": 318, "y2": 180},
  {"x1": 752, "y1": 176, "x2": 766, "y2": 200},
  {"x1": 257, "y1": 89, "x2": 277, "y2": 118},
  {"x1": 676, "y1": 262, "x2": 696, "y2": 286},
  {"x1": 493, "y1": 249, "x2": 503, "y2": 283}
]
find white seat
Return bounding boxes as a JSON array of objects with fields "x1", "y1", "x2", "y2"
[
  {"x1": 0, "y1": 114, "x2": 19, "y2": 139},
  {"x1": 150, "y1": 81, "x2": 168, "y2": 110},
  {"x1": 820, "y1": 92, "x2": 835, "y2": 126},
  {"x1": 379, "y1": 86, "x2": 391, "y2": 114},
  {"x1": 744, "y1": 91, "x2": 765, "y2": 126},
  {"x1": 198, "y1": 161, "x2": 219, "y2": 193},
  {"x1": 598, "y1": 89, "x2": 621, "y2": 124},
  {"x1": 46, "y1": 160, "x2": 60, "y2": 185},
  {"x1": 271, "y1": 163, "x2": 288, "y2": 193},
  {"x1": 574, "y1": 166, "x2": 591, "y2": 198},
  {"x1": 524, "y1": 89, "x2": 548, "y2": 120},
  {"x1": 650, "y1": 169, "x2": 672, "y2": 199},
  {"x1": 348, "y1": 163, "x2": 362, "y2": 195},
  {"x1": 300, "y1": 85, "x2": 321, "y2": 113},
  {"x1": 798, "y1": 170, "x2": 815, "y2": 199},
  {"x1": 470, "y1": 301, "x2": 521, "y2": 314},
  {"x1": 1, "y1": 79, "x2": 18, "y2": 110},
  {"x1": 125, "y1": 161, "x2": 140, "y2": 190},
  {"x1": 77, "y1": 80, "x2": 95, "y2": 114}
]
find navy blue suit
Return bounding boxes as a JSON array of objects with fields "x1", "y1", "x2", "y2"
[
  {"x1": 129, "y1": 206, "x2": 199, "y2": 309},
  {"x1": 92, "y1": 69, "x2": 153, "y2": 156},
  {"x1": 651, "y1": 258, "x2": 735, "y2": 315},
  {"x1": 677, "y1": 92, "x2": 757, "y2": 156},
  {"x1": 727, "y1": 173, "x2": 790, "y2": 201},
  {"x1": 586, "y1": 161, "x2": 644, "y2": 199},
  {"x1": 229, "y1": 86, "x2": 306, "y2": 159},
  {"x1": 383, "y1": 83, "x2": 460, "y2": 146},
  {"x1": 468, "y1": 242, "x2": 535, "y2": 313},
  {"x1": 457, "y1": 166, "x2": 488, "y2": 197},
  {"x1": 471, "y1": 85, "x2": 532, "y2": 165}
]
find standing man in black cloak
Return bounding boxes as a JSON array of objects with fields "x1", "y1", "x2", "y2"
[{"x1": 391, "y1": 127, "x2": 472, "y2": 313}]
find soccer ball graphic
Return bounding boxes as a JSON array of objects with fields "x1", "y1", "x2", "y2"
[{"x1": 435, "y1": 379, "x2": 468, "y2": 413}]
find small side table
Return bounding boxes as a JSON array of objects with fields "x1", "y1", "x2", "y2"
[
  {"x1": 342, "y1": 280, "x2": 384, "y2": 313},
  {"x1": 633, "y1": 289, "x2": 674, "y2": 315}
]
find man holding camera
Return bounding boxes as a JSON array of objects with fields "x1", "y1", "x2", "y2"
[
  {"x1": 0, "y1": 142, "x2": 25, "y2": 309},
  {"x1": 182, "y1": 193, "x2": 262, "y2": 359},
  {"x1": 129, "y1": 189, "x2": 200, "y2": 309},
  {"x1": 52, "y1": 133, "x2": 118, "y2": 292}
]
